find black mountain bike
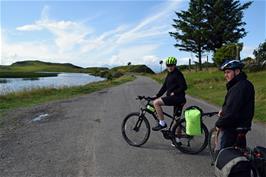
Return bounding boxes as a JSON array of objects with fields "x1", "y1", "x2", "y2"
[
  {"x1": 121, "y1": 96, "x2": 218, "y2": 154},
  {"x1": 208, "y1": 127, "x2": 265, "y2": 177}
]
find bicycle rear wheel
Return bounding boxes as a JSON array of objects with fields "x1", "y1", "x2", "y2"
[
  {"x1": 172, "y1": 119, "x2": 208, "y2": 154},
  {"x1": 121, "y1": 112, "x2": 150, "y2": 147},
  {"x1": 208, "y1": 128, "x2": 219, "y2": 163}
]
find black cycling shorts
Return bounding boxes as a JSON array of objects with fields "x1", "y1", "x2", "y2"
[{"x1": 161, "y1": 95, "x2": 186, "y2": 106}]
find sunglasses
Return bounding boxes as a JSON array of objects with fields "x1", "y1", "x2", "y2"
[{"x1": 166, "y1": 64, "x2": 175, "y2": 67}]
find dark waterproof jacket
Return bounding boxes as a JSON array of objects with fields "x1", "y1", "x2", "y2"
[
  {"x1": 215, "y1": 72, "x2": 255, "y2": 129},
  {"x1": 156, "y1": 68, "x2": 187, "y2": 99}
]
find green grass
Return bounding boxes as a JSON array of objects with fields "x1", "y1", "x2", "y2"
[
  {"x1": 0, "y1": 60, "x2": 84, "y2": 78},
  {"x1": 2, "y1": 60, "x2": 83, "y2": 73},
  {"x1": 150, "y1": 69, "x2": 266, "y2": 122},
  {"x1": 0, "y1": 75, "x2": 136, "y2": 126}
]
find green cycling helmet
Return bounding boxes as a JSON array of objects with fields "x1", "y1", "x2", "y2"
[{"x1": 166, "y1": 56, "x2": 177, "y2": 65}]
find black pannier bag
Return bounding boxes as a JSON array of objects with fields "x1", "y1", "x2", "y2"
[
  {"x1": 254, "y1": 146, "x2": 266, "y2": 177},
  {"x1": 215, "y1": 147, "x2": 252, "y2": 177}
]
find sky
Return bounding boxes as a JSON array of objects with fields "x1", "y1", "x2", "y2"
[{"x1": 1, "y1": 0, "x2": 265, "y2": 72}]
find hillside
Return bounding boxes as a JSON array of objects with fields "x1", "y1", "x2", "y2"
[
  {"x1": 0, "y1": 60, "x2": 155, "y2": 79},
  {"x1": 111, "y1": 65, "x2": 154, "y2": 74},
  {"x1": 4, "y1": 60, "x2": 83, "y2": 73}
]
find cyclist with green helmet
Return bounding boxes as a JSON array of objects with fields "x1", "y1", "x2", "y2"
[{"x1": 152, "y1": 56, "x2": 187, "y2": 131}]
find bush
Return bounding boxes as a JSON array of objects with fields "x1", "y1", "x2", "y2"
[
  {"x1": 112, "y1": 71, "x2": 124, "y2": 78},
  {"x1": 107, "y1": 73, "x2": 113, "y2": 80},
  {"x1": 245, "y1": 64, "x2": 265, "y2": 72},
  {"x1": 99, "y1": 70, "x2": 109, "y2": 78},
  {"x1": 213, "y1": 43, "x2": 243, "y2": 66}
]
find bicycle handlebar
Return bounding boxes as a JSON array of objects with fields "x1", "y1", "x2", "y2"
[
  {"x1": 136, "y1": 96, "x2": 156, "y2": 101},
  {"x1": 202, "y1": 112, "x2": 219, "y2": 117},
  {"x1": 136, "y1": 96, "x2": 219, "y2": 117}
]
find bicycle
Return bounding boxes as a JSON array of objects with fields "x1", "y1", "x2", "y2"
[
  {"x1": 208, "y1": 127, "x2": 265, "y2": 177},
  {"x1": 121, "y1": 95, "x2": 218, "y2": 154}
]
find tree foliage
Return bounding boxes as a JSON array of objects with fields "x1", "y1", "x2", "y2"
[
  {"x1": 204, "y1": 0, "x2": 252, "y2": 51},
  {"x1": 170, "y1": 0, "x2": 252, "y2": 70},
  {"x1": 213, "y1": 43, "x2": 243, "y2": 66},
  {"x1": 253, "y1": 40, "x2": 266, "y2": 64},
  {"x1": 170, "y1": 0, "x2": 208, "y2": 70}
]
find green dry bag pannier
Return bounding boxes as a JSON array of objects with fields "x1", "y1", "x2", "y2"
[{"x1": 184, "y1": 106, "x2": 202, "y2": 136}]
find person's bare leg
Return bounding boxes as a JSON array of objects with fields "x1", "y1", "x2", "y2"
[
  {"x1": 152, "y1": 98, "x2": 167, "y2": 131},
  {"x1": 153, "y1": 98, "x2": 164, "y2": 120}
]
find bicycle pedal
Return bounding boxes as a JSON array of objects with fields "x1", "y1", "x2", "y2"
[{"x1": 161, "y1": 130, "x2": 171, "y2": 140}]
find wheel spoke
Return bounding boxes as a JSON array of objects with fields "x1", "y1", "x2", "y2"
[
  {"x1": 122, "y1": 113, "x2": 150, "y2": 147},
  {"x1": 172, "y1": 120, "x2": 208, "y2": 154}
]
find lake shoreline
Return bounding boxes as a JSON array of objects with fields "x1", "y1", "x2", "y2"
[
  {"x1": 0, "y1": 72, "x2": 105, "y2": 95},
  {"x1": 0, "y1": 75, "x2": 136, "y2": 127}
]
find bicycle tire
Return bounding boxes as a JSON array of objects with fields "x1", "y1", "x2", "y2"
[
  {"x1": 208, "y1": 127, "x2": 219, "y2": 163},
  {"x1": 121, "y1": 112, "x2": 150, "y2": 147},
  {"x1": 172, "y1": 119, "x2": 209, "y2": 154},
  {"x1": 250, "y1": 164, "x2": 260, "y2": 177}
]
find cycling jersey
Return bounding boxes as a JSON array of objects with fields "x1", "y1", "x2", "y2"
[{"x1": 156, "y1": 67, "x2": 187, "y2": 99}]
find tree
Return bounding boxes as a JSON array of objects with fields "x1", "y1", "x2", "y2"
[
  {"x1": 204, "y1": 0, "x2": 252, "y2": 52},
  {"x1": 213, "y1": 43, "x2": 243, "y2": 66},
  {"x1": 170, "y1": 0, "x2": 252, "y2": 70},
  {"x1": 253, "y1": 40, "x2": 266, "y2": 64},
  {"x1": 170, "y1": 0, "x2": 208, "y2": 71}
]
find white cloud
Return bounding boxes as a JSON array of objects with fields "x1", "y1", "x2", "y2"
[
  {"x1": 241, "y1": 46, "x2": 255, "y2": 58},
  {"x1": 108, "y1": 44, "x2": 159, "y2": 65},
  {"x1": 16, "y1": 24, "x2": 43, "y2": 31},
  {"x1": 41, "y1": 5, "x2": 50, "y2": 20},
  {"x1": 116, "y1": 1, "x2": 180, "y2": 45},
  {"x1": 1, "y1": 1, "x2": 182, "y2": 69}
]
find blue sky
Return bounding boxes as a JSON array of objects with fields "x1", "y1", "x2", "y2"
[{"x1": 1, "y1": 0, "x2": 265, "y2": 72}]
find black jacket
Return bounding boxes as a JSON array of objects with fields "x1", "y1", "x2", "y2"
[
  {"x1": 215, "y1": 72, "x2": 255, "y2": 129},
  {"x1": 156, "y1": 68, "x2": 187, "y2": 98}
]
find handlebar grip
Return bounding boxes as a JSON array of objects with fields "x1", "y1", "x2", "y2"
[
  {"x1": 136, "y1": 96, "x2": 145, "y2": 100},
  {"x1": 202, "y1": 112, "x2": 219, "y2": 117},
  {"x1": 136, "y1": 96, "x2": 156, "y2": 101}
]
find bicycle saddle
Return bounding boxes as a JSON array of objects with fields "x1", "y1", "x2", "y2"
[{"x1": 173, "y1": 103, "x2": 185, "y2": 117}]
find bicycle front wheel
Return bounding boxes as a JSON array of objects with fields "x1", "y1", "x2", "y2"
[
  {"x1": 172, "y1": 119, "x2": 209, "y2": 154},
  {"x1": 121, "y1": 112, "x2": 150, "y2": 147}
]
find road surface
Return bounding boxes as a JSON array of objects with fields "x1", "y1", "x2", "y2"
[{"x1": 1, "y1": 76, "x2": 265, "y2": 177}]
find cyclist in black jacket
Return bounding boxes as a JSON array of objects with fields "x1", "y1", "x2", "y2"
[
  {"x1": 215, "y1": 60, "x2": 255, "y2": 150},
  {"x1": 152, "y1": 57, "x2": 187, "y2": 131}
]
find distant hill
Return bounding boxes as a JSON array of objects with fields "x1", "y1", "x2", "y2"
[
  {"x1": 0, "y1": 60, "x2": 155, "y2": 79},
  {"x1": 4, "y1": 60, "x2": 83, "y2": 73},
  {"x1": 111, "y1": 65, "x2": 154, "y2": 74}
]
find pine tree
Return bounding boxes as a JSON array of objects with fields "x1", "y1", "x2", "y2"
[
  {"x1": 170, "y1": 0, "x2": 252, "y2": 70},
  {"x1": 170, "y1": 0, "x2": 208, "y2": 71},
  {"x1": 205, "y1": 0, "x2": 252, "y2": 52}
]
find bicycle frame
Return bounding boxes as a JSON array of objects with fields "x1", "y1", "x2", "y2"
[
  {"x1": 123, "y1": 96, "x2": 218, "y2": 154},
  {"x1": 138, "y1": 99, "x2": 182, "y2": 132}
]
